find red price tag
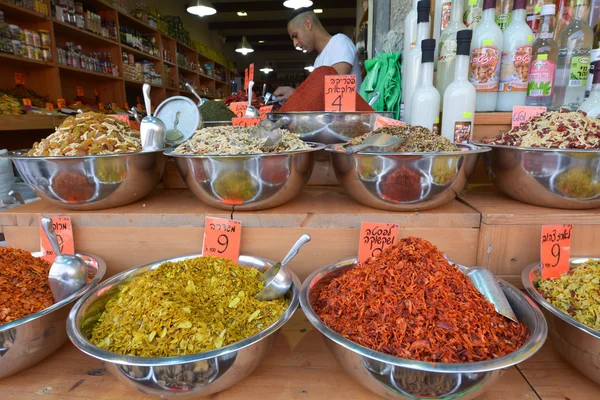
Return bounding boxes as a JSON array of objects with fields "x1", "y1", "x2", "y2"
[
  {"x1": 45, "y1": 103, "x2": 54, "y2": 111},
  {"x1": 57, "y1": 98, "x2": 66, "y2": 109},
  {"x1": 75, "y1": 101, "x2": 83, "y2": 106},
  {"x1": 358, "y1": 222, "x2": 399, "y2": 263},
  {"x1": 111, "y1": 102, "x2": 118, "y2": 110},
  {"x1": 541, "y1": 224, "x2": 572, "y2": 280},
  {"x1": 203, "y1": 217, "x2": 242, "y2": 262},
  {"x1": 98, "y1": 102, "x2": 104, "y2": 110},
  {"x1": 76, "y1": 86, "x2": 85, "y2": 97},
  {"x1": 249, "y1": 63, "x2": 255, "y2": 82},
  {"x1": 375, "y1": 116, "x2": 405, "y2": 129},
  {"x1": 229, "y1": 101, "x2": 248, "y2": 118},
  {"x1": 232, "y1": 117, "x2": 261, "y2": 127},
  {"x1": 259, "y1": 105, "x2": 273, "y2": 119},
  {"x1": 244, "y1": 68, "x2": 249, "y2": 90},
  {"x1": 124, "y1": 101, "x2": 130, "y2": 109},
  {"x1": 22, "y1": 98, "x2": 32, "y2": 107},
  {"x1": 512, "y1": 106, "x2": 546, "y2": 128},
  {"x1": 39, "y1": 217, "x2": 75, "y2": 263},
  {"x1": 325, "y1": 74, "x2": 357, "y2": 112},
  {"x1": 14, "y1": 73, "x2": 25, "y2": 85}
]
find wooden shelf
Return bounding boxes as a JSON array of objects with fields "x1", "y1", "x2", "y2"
[
  {"x1": 58, "y1": 65, "x2": 123, "y2": 81},
  {"x1": 123, "y1": 78, "x2": 163, "y2": 89},
  {"x1": 215, "y1": 79, "x2": 228, "y2": 84},
  {"x1": 0, "y1": 1, "x2": 49, "y2": 22},
  {"x1": 163, "y1": 59, "x2": 176, "y2": 67},
  {"x1": 120, "y1": 44, "x2": 161, "y2": 62},
  {"x1": 178, "y1": 65, "x2": 199, "y2": 75},
  {"x1": 52, "y1": 19, "x2": 119, "y2": 47},
  {"x1": 0, "y1": 52, "x2": 55, "y2": 68},
  {"x1": 0, "y1": 114, "x2": 67, "y2": 131},
  {"x1": 116, "y1": 10, "x2": 158, "y2": 35},
  {"x1": 200, "y1": 73, "x2": 215, "y2": 80}
]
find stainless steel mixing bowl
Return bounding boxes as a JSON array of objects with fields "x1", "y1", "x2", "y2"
[
  {"x1": 165, "y1": 144, "x2": 325, "y2": 211},
  {"x1": 2, "y1": 150, "x2": 166, "y2": 211},
  {"x1": 268, "y1": 112, "x2": 394, "y2": 144},
  {"x1": 67, "y1": 254, "x2": 300, "y2": 398},
  {"x1": 522, "y1": 258, "x2": 600, "y2": 385},
  {"x1": 0, "y1": 252, "x2": 105, "y2": 379},
  {"x1": 476, "y1": 143, "x2": 600, "y2": 209},
  {"x1": 301, "y1": 258, "x2": 547, "y2": 400},
  {"x1": 327, "y1": 143, "x2": 490, "y2": 211}
]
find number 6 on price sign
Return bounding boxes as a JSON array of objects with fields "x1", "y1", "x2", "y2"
[
  {"x1": 540, "y1": 224, "x2": 572, "y2": 280},
  {"x1": 203, "y1": 217, "x2": 242, "y2": 262}
]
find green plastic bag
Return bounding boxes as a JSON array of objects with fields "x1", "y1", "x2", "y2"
[{"x1": 360, "y1": 52, "x2": 402, "y2": 120}]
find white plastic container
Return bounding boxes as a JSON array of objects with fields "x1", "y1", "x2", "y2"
[
  {"x1": 402, "y1": 0, "x2": 418, "y2": 102},
  {"x1": 411, "y1": 39, "x2": 440, "y2": 132}
]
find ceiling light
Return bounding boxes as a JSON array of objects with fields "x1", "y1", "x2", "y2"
[
  {"x1": 260, "y1": 64, "x2": 274, "y2": 74},
  {"x1": 303, "y1": 50, "x2": 307, "y2": 53},
  {"x1": 283, "y1": 0, "x2": 313, "y2": 9},
  {"x1": 237, "y1": 11, "x2": 247, "y2": 17},
  {"x1": 314, "y1": 9, "x2": 323, "y2": 13},
  {"x1": 235, "y1": 36, "x2": 254, "y2": 55},
  {"x1": 304, "y1": 65, "x2": 315, "y2": 72},
  {"x1": 258, "y1": 40, "x2": 265, "y2": 43},
  {"x1": 187, "y1": 0, "x2": 217, "y2": 17}
]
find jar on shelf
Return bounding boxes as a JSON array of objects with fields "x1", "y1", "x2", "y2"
[
  {"x1": 42, "y1": 46, "x2": 52, "y2": 62},
  {"x1": 23, "y1": 30, "x2": 34, "y2": 46},
  {"x1": 11, "y1": 40, "x2": 23, "y2": 57},
  {"x1": 38, "y1": 29, "x2": 50, "y2": 47},
  {"x1": 26, "y1": 45, "x2": 35, "y2": 59},
  {"x1": 32, "y1": 32, "x2": 41, "y2": 48},
  {"x1": 9, "y1": 25, "x2": 20, "y2": 40}
]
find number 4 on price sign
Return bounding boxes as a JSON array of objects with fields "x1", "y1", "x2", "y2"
[
  {"x1": 203, "y1": 217, "x2": 242, "y2": 262},
  {"x1": 540, "y1": 224, "x2": 572, "y2": 279}
]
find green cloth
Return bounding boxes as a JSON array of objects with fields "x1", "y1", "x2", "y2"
[{"x1": 359, "y1": 52, "x2": 402, "y2": 120}]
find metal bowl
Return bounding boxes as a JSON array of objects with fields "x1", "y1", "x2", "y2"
[
  {"x1": 67, "y1": 254, "x2": 300, "y2": 398},
  {"x1": 268, "y1": 112, "x2": 394, "y2": 144},
  {"x1": 476, "y1": 143, "x2": 600, "y2": 209},
  {"x1": 202, "y1": 121, "x2": 232, "y2": 128},
  {"x1": 0, "y1": 252, "x2": 106, "y2": 379},
  {"x1": 326, "y1": 144, "x2": 490, "y2": 211},
  {"x1": 2, "y1": 150, "x2": 166, "y2": 211},
  {"x1": 165, "y1": 144, "x2": 325, "y2": 211},
  {"x1": 301, "y1": 258, "x2": 548, "y2": 400},
  {"x1": 522, "y1": 258, "x2": 600, "y2": 385}
]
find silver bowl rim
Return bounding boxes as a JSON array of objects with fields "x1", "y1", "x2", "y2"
[
  {"x1": 325, "y1": 142, "x2": 491, "y2": 156},
  {"x1": 300, "y1": 256, "x2": 548, "y2": 373},
  {"x1": 1, "y1": 149, "x2": 166, "y2": 160},
  {"x1": 0, "y1": 251, "x2": 106, "y2": 332},
  {"x1": 268, "y1": 111, "x2": 393, "y2": 117},
  {"x1": 203, "y1": 120, "x2": 233, "y2": 124},
  {"x1": 472, "y1": 141, "x2": 600, "y2": 154},
  {"x1": 521, "y1": 257, "x2": 600, "y2": 340},
  {"x1": 162, "y1": 142, "x2": 326, "y2": 159},
  {"x1": 67, "y1": 253, "x2": 301, "y2": 367}
]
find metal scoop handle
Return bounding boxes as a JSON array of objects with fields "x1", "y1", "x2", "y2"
[
  {"x1": 186, "y1": 83, "x2": 205, "y2": 106},
  {"x1": 282, "y1": 234, "x2": 311, "y2": 267},
  {"x1": 142, "y1": 84, "x2": 152, "y2": 116},
  {"x1": 41, "y1": 217, "x2": 62, "y2": 257},
  {"x1": 368, "y1": 92, "x2": 381, "y2": 107}
]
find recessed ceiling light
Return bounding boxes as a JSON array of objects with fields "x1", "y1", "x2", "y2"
[
  {"x1": 237, "y1": 11, "x2": 248, "y2": 17},
  {"x1": 304, "y1": 66, "x2": 315, "y2": 72},
  {"x1": 283, "y1": 0, "x2": 313, "y2": 9},
  {"x1": 259, "y1": 40, "x2": 265, "y2": 43},
  {"x1": 314, "y1": 9, "x2": 323, "y2": 13}
]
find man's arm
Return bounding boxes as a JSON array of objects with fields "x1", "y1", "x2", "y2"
[{"x1": 331, "y1": 62, "x2": 352, "y2": 75}]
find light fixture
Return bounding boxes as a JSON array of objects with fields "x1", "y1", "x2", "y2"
[
  {"x1": 296, "y1": 46, "x2": 302, "y2": 51},
  {"x1": 314, "y1": 9, "x2": 323, "y2": 13},
  {"x1": 304, "y1": 65, "x2": 314, "y2": 72},
  {"x1": 260, "y1": 64, "x2": 274, "y2": 74},
  {"x1": 237, "y1": 11, "x2": 248, "y2": 17},
  {"x1": 258, "y1": 40, "x2": 265, "y2": 43},
  {"x1": 235, "y1": 36, "x2": 254, "y2": 55},
  {"x1": 187, "y1": 0, "x2": 217, "y2": 17},
  {"x1": 283, "y1": 0, "x2": 313, "y2": 9}
]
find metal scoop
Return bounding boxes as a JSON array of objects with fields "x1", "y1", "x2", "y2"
[
  {"x1": 251, "y1": 116, "x2": 290, "y2": 151},
  {"x1": 41, "y1": 217, "x2": 88, "y2": 302},
  {"x1": 140, "y1": 83, "x2": 167, "y2": 151},
  {"x1": 346, "y1": 133, "x2": 406, "y2": 154},
  {"x1": 245, "y1": 81, "x2": 260, "y2": 118},
  {"x1": 186, "y1": 82, "x2": 207, "y2": 107},
  {"x1": 255, "y1": 234, "x2": 311, "y2": 301},
  {"x1": 368, "y1": 91, "x2": 381, "y2": 107}
]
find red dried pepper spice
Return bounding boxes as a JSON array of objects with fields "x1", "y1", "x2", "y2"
[
  {"x1": 313, "y1": 237, "x2": 529, "y2": 363},
  {"x1": 280, "y1": 66, "x2": 374, "y2": 112},
  {"x1": 0, "y1": 247, "x2": 54, "y2": 324}
]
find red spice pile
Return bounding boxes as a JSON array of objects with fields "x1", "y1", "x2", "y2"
[
  {"x1": 313, "y1": 237, "x2": 529, "y2": 363},
  {"x1": 280, "y1": 66, "x2": 373, "y2": 112}
]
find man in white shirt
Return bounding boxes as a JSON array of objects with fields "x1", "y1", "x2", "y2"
[{"x1": 273, "y1": 8, "x2": 362, "y2": 101}]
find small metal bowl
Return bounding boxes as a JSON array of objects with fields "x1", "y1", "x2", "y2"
[
  {"x1": 67, "y1": 254, "x2": 300, "y2": 398},
  {"x1": 301, "y1": 258, "x2": 547, "y2": 400},
  {"x1": 268, "y1": 112, "x2": 394, "y2": 144},
  {"x1": 326, "y1": 144, "x2": 490, "y2": 211},
  {"x1": 475, "y1": 143, "x2": 600, "y2": 209},
  {"x1": 164, "y1": 144, "x2": 325, "y2": 211},
  {"x1": 2, "y1": 150, "x2": 166, "y2": 211},
  {"x1": 522, "y1": 258, "x2": 600, "y2": 385},
  {"x1": 0, "y1": 252, "x2": 106, "y2": 379}
]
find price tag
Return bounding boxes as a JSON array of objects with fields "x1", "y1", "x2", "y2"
[
  {"x1": 39, "y1": 216, "x2": 75, "y2": 263},
  {"x1": 325, "y1": 74, "x2": 357, "y2": 112},
  {"x1": 14, "y1": 73, "x2": 25, "y2": 85},
  {"x1": 244, "y1": 68, "x2": 249, "y2": 89},
  {"x1": 111, "y1": 102, "x2": 118, "y2": 110},
  {"x1": 98, "y1": 102, "x2": 104, "y2": 110},
  {"x1": 229, "y1": 101, "x2": 248, "y2": 118},
  {"x1": 259, "y1": 105, "x2": 273, "y2": 119},
  {"x1": 22, "y1": 98, "x2": 32, "y2": 107},
  {"x1": 45, "y1": 103, "x2": 54, "y2": 111},
  {"x1": 232, "y1": 117, "x2": 261, "y2": 127},
  {"x1": 512, "y1": 106, "x2": 546, "y2": 128},
  {"x1": 94, "y1": 88, "x2": 99, "y2": 97},
  {"x1": 249, "y1": 63, "x2": 255, "y2": 82},
  {"x1": 136, "y1": 103, "x2": 143, "y2": 111},
  {"x1": 541, "y1": 224, "x2": 572, "y2": 280},
  {"x1": 76, "y1": 86, "x2": 85, "y2": 97},
  {"x1": 375, "y1": 116, "x2": 405, "y2": 130},
  {"x1": 75, "y1": 101, "x2": 83, "y2": 106},
  {"x1": 57, "y1": 98, "x2": 66, "y2": 109},
  {"x1": 358, "y1": 222, "x2": 399, "y2": 263},
  {"x1": 124, "y1": 101, "x2": 130, "y2": 109},
  {"x1": 203, "y1": 217, "x2": 242, "y2": 262}
]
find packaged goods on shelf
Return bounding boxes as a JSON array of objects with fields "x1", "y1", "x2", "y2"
[
  {"x1": 0, "y1": 91, "x2": 23, "y2": 115},
  {"x1": 57, "y1": 43, "x2": 118, "y2": 77},
  {"x1": 122, "y1": 52, "x2": 162, "y2": 85},
  {"x1": 3, "y1": 0, "x2": 48, "y2": 16},
  {"x1": 52, "y1": 1, "x2": 118, "y2": 41},
  {"x1": 0, "y1": 23, "x2": 51, "y2": 61},
  {"x1": 119, "y1": 25, "x2": 160, "y2": 57}
]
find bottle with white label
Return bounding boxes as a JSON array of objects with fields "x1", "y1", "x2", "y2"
[
  {"x1": 464, "y1": 0, "x2": 483, "y2": 30},
  {"x1": 434, "y1": 0, "x2": 453, "y2": 56},
  {"x1": 496, "y1": 0, "x2": 534, "y2": 111},
  {"x1": 552, "y1": 0, "x2": 593, "y2": 110},
  {"x1": 411, "y1": 39, "x2": 440, "y2": 132},
  {"x1": 403, "y1": 0, "x2": 431, "y2": 123},
  {"x1": 436, "y1": 0, "x2": 467, "y2": 111},
  {"x1": 526, "y1": 4, "x2": 558, "y2": 107},
  {"x1": 470, "y1": 0, "x2": 503, "y2": 111},
  {"x1": 443, "y1": 30, "x2": 476, "y2": 143},
  {"x1": 578, "y1": 60, "x2": 600, "y2": 116},
  {"x1": 402, "y1": 0, "x2": 419, "y2": 99}
]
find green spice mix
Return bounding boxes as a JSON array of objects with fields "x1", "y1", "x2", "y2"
[
  {"x1": 90, "y1": 256, "x2": 289, "y2": 357},
  {"x1": 199, "y1": 100, "x2": 236, "y2": 122}
]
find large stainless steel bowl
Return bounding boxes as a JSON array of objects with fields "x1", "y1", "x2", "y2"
[
  {"x1": 2, "y1": 150, "x2": 166, "y2": 211},
  {"x1": 327, "y1": 144, "x2": 490, "y2": 211},
  {"x1": 165, "y1": 144, "x2": 325, "y2": 210},
  {"x1": 476, "y1": 143, "x2": 600, "y2": 209},
  {"x1": 0, "y1": 252, "x2": 105, "y2": 379},
  {"x1": 202, "y1": 121, "x2": 232, "y2": 128},
  {"x1": 301, "y1": 258, "x2": 547, "y2": 400},
  {"x1": 268, "y1": 112, "x2": 394, "y2": 144},
  {"x1": 522, "y1": 258, "x2": 600, "y2": 385},
  {"x1": 67, "y1": 254, "x2": 300, "y2": 398}
]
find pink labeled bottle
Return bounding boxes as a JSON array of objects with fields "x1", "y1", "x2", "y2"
[{"x1": 526, "y1": 4, "x2": 558, "y2": 107}]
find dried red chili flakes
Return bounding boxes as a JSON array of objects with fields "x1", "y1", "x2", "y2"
[
  {"x1": 0, "y1": 247, "x2": 54, "y2": 324},
  {"x1": 312, "y1": 237, "x2": 529, "y2": 363}
]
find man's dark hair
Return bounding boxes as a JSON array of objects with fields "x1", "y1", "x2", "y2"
[{"x1": 287, "y1": 7, "x2": 313, "y2": 24}]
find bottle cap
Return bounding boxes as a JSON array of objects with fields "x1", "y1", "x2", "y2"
[
  {"x1": 540, "y1": 4, "x2": 556, "y2": 16},
  {"x1": 483, "y1": 0, "x2": 497, "y2": 11},
  {"x1": 421, "y1": 39, "x2": 436, "y2": 63},
  {"x1": 417, "y1": 0, "x2": 431, "y2": 23},
  {"x1": 513, "y1": 0, "x2": 526, "y2": 10},
  {"x1": 457, "y1": 30, "x2": 473, "y2": 56}
]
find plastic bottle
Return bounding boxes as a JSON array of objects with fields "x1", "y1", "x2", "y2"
[
  {"x1": 442, "y1": 30, "x2": 476, "y2": 143},
  {"x1": 433, "y1": 0, "x2": 453, "y2": 53},
  {"x1": 578, "y1": 60, "x2": 600, "y2": 116},
  {"x1": 411, "y1": 39, "x2": 440, "y2": 132},
  {"x1": 496, "y1": 0, "x2": 534, "y2": 111},
  {"x1": 526, "y1": 4, "x2": 558, "y2": 107},
  {"x1": 402, "y1": 0, "x2": 419, "y2": 101},
  {"x1": 470, "y1": 0, "x2": 503, "y2": 111},
  {"x1": 496, "y1": 0, "x2": 513, "y2": 31},
  {"x1": 464, "y1": 0, "x2": 483, "y2": 29}
]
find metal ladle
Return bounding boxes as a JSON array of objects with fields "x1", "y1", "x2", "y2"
[
  {"x1": 346, "y1": 133, "x2": 407, "y2": 154},
  {"x1": 140, "y1": 83, "x2": 167, "y2": 151},
  {"x1": 186, "y1": 82, "x2": 208, "y2": 107},
  {"x1": 245, "y1": 80, "x2": 260, "y2": 118},
  {"x1": 41, "y1": 217, "x2": 88, "y2": 302},
  {"x1": 255, "y1": 234, "x2": 311, "y2": 301}
]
